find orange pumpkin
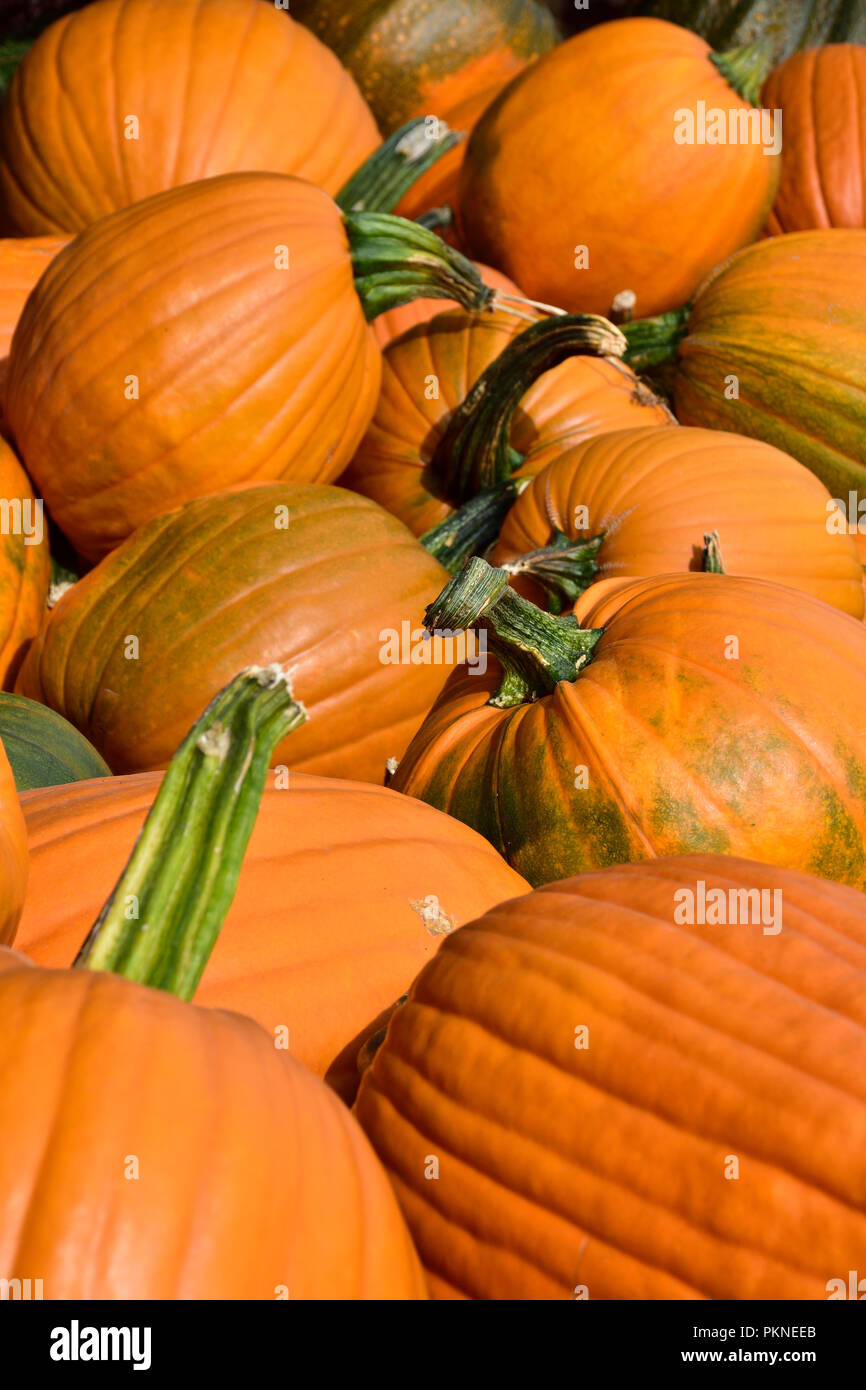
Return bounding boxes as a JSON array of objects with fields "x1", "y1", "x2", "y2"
[
  {"x1": 762, "y1": 44, "x2": 866, "y2": 233},
  {"x1": 15, "y1": 482, "x2": 461, "y2": 783},
  {"x1": 391, "y1": 562, "x2": 866, "y2": 888},
  {"x1": 372, "y1": 261, "x2": 522, "y2": 350},
  {"x1": 457, "y1": 18, "x2": 780, "y2": 317},
  {"x1": 0, "y1": 435, "x2": 50, "y2": 689},
  {"x1": 0, "y1": 730, "x2": 27, "y2": 944},
  {"x1": 356, "y1": 853, "x2": 866, "y2": 1299},
  {"x1": 0, "y1": 0, "x2": 380, "y2": 235},
  {"x1": 489, "y1": 425, "x2": 865, "y2": 618},
  {"x1": 5, "y1": 172, "x2": 491, "y2": 561},
  {"x1": 0, "y1": 236, "x2": 69, "y2": 435}
]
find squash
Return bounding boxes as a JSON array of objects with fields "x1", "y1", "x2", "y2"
[
  {"x1": 0, "y1": 435, "x2": 50, "y2": 688},
  {"x1": 373, "y1": 261, "x2": 522, "y2": 350},
  {"x1": 0, "y1": 727, "x2": 27, "y2": 944},
  {"x1": 457, "y1": 18, "x2": 780, "y2": 318},
  {"x1": 16, "y1": 481, "x2": 461, "y2": 784},
  {"x1": 17, "y1": 768, "x2": 528, "y2": 1102},
  {"x1": 390, "y1": 559, "x2": 866, "y2": 888},
  {"x1": 489, "y1": 425, "x2": 865, "y2": 619},
  {"x1": 633, "y1": 0, "x2": 866, "y2": 64},
  {"x1": 343, "y1": 311, "x2": 671, "y2": 543},
  {"x1": 0, "y1": 0, "x2": 381, "y2": 235},
  {"x1": 355, "y1": 852, "x2": 866, "y2": 1299},
  {"x1": 0, "y1": 692, "x2": 111, "y2": 790},
  {"x1": 762, "y1": 45, "x2": 866, "y2": 233},
  {"x1": 4, "y1": 171, "x2": 493, "y2": 561},
  {"x1": 623, "y1": 230, "x2": 866, "y2": 558},
  {"x1": 0, "y1": 236, "x2": 69, "y2": 434},
  {"x1": 0, "y1": 666, "x2": 426, "y2": 1299}
]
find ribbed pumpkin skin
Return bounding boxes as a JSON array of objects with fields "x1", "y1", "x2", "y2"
[
  {"x1": 0, "y1": 951, "x2": 426, "y2": 1299},
  {"x1": 0, "y1": 0, "x2": 379, "y2": 235},
  {"x1": 762, "y1": 46, "x2": 866, "y2": 233},
  {"x1": 0, "y1": 692, "x2": 111, "y2": 790},
  {"x1": 343, "y1": 310, "x2": 672, "y2": 537},
  {"x1": 5, "y1": 173, "x2": 381, "y2": 561},
  {"x1": 391, "y1": 573, "x2": 866, "y2": 888},
  {"x1": 672, "y1": 231, "x2": 866, "y2": 531},
  {"x1": 372, "y1": 263, "x2": 521, "y2": 350},
  {"x1": 0, "y1": 436, "x2": 50, "y2": 689},
  {"x1": 0, "y1": 735, "x2": 27, "y2": 944},
  {"x1": 16, "y1": 483, "x2": 456, "y2": 783},
  {"x1": 16, "y1": 770, "x2": 528, "y2": 1100},
  {"x1": 457, "y1": 19, "x2": 780, "y2": 318},
  {"x1": 490, "y1": 426, "x2": 865, "y2": 618},
  {"x1": 355, "y1": 853, "x2": 866, "y2": 1299},
  {"x1": 0, "y1": 238, "x2": 69, "y2": 436},
  {"x1": 636, "y1": 0, "x2": 866, "y2": 63}
]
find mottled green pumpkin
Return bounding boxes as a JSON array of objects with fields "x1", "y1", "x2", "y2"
[
  {"x1": 634, "y1": 0, "x2": 866, "y2": 62},
  {"x1": 0, "y1": 691, "x2": 110, "y2": 790}
]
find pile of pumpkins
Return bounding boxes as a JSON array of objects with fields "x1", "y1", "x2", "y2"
[{"x1": 0, "y1": 0, "x2": 865, "y2": 1301}]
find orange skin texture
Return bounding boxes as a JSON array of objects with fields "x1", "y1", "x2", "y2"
[
  {"x1": 343, "y1": 309, "x2": 672, "y2": 537},
  {"x1": 763, "y1": 45, "x2": 866, "y2": 233},
  {"x1": 457, "y1": 18, "x2": 780, "y2": 317},
  {"x1": 0, "y1": 0, "x2": 380, "y2": 235},
  {"x1": 391, "y1": 573, "x2": 866, "y2": 889},
  {"x1": 0, "y1": 948, "x2": 426, "y2": 1298},
  {"x1": 5, "y1": 173, "x2": 382, "y2": 561},
  {"x1": 372, "y1": 263, "x2": 521, "y2": 350},
  {"x1": 16, "y1": 769, "x2": 528, "y2": 1102},
  {"x1": 490, "y1": 425, "x2": 865, "y2": 618},
  {"x1": 16, "y1": 482, "x2": 458, "y2": 783},
  {"x1": 0, "y1": 237, "x2": 70, "y2": 437},
  {"x1": 355, "y1": 853, "x2": 866, "y2": 1299},
  {"x1": 0, "y1": 735, "x2": 27, "y2": 944},
  {"x1": 0, "y1": 437, "x2": 50, "y2": 689}
]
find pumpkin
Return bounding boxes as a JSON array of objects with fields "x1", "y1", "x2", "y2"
[
  {"x1": 0, "y1": 435, "x2": 50, "y2": 688},
  {"x1": 0, "y1": 691, "x2": 111, "y2": 790},
  {"x1": 373, "y1": 261, "x2": 522, "y2": 350},
  {"x1": 17, "y1": 768, "x2": 528, "y2": 1102},
  {"x1": 390, "y1": 560, "x2": 866, "y2": 888},
  {"x1": 0, "y1": 0, "x2": 381, "y2": 236},
  {"x1": 0, "y1": 727, "x2": 27, "y2": 943},
  {"x1": 457, "y1": 18, "x2": 780, "y2": 319},
  {"x1": 623, "y1": 230, "x2": 866, "y2": 558},
  {"x1": 761, "y1": 45, "x2": 866, "y2": 233},
  {"x1": 634, "y1": 0, "x2": 866, "y2": 64},
  {"x1": 4, "y1": 171, "x2": 492, "y2": 561},
  {"x1": 16, "y1": 481, "x2": 462, "y2": 783},
  {"x1": 343, "y1": 311, "x2": 671, "y2": 542},
  {"x1": 0, "y1": 666, "x2": 426, "y2": 1299},
  {"x1": 355, "y1": 852, "x2": 866, "y2": 1299},
  {"x1": 488, "y1": 425, "x2": 865, "y2": 619},
  {"x1": 0, "y1": 236, "x2": 69, "y2": 434}
]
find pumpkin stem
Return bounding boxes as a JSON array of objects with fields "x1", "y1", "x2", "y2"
[
  {"x1": 74, "y1": 666, "x2": 306, "y2": 1000},
  {"x1": 336, "y1": 117, "x2": 463, "y2": 215},
  {"x1": 710, "y1": 39, "x2": 775, "y2": 107},
  {"x1": 499, "y1": 529, "x2": 605, "y2": 615},
  {"x1": 703, "y1": 530, "x2": 726, "y2": 573},
  {"x1": 621, "y1": 305, "x2": 690, "y2": 372},
  {"x1": 420, "y1": 479, "x2": 528, "y2": 573},
  {"x1": 430, "y1": 313, "x2": 627, "y2": 506},
  {"x1": 425, "y1": 556, "x2": 603, "y2": 708},
  {"x1": 415, "y1": 206, "x2": 454, "y2": 231},
  {"x1": 345, "y1": 211, "x2": 494, "y2": 319}
]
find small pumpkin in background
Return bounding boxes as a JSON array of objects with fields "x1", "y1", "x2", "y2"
[
  {"x1": 356, "y1": 853, "x2": 866, "y2": 1299},
  {"x1": 0, "y1": 0, "x2": 381, "y2": 235},
  {"x1": 489, "y1": 426, "x2": 865, "y2": 619},
  {"x1": 457, "y1": 17, "x2": 780, "y2": 318},
  {"x1": 16, "y1": 481, "x2": 460, "y2": 783},
  {"x1": 0, "y1": 435, "x2": 50, "y2": 690},
  {"x1": 391, "y1": 560, "x2": 866, "y2": 888},
  {"x1": 0, "y1": 236, "x2": 70, "y2": 436},
  {"x1": 761, "y1": 45, "x2": 866, "y2": 233},
  {"x1": 0, "y1": 692, "x2": 110, "y2": 790}
]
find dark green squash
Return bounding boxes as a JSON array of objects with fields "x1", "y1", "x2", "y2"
[
  {"x1": 634, "y1": 0, "x2": 866, "y2": 63},
  {"x1": 0, "y1": 692, "x2": 111, "y2": 790}
]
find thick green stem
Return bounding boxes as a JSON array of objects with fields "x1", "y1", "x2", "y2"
[
  {"x1": 710, "y1": 39, "x2": 775, "y2": 107},
  {"x1": 336, "y1": 118, "x2": 462, "y2": 215},
  {"x1": 702, "y1": 530, "x2": 726, "y2": 573},
  {"x1": 345, "y1": 211, "x2": 494, "y2": 320},
  {"x1": 420, "y1": 479, "x2": 526, "y2": 573},
  {"x1": 500, "y1": 529, "x2": 605, "y2": 615},
  {"x1": 621, "y1": 305, "x2": 690, "y2": 373},
  {"x1": 425, "y1": 557, "x2": 603, "y2": 708},
  {"x1": 430, "y1": 314, "x2": 627, "y2": 505},
  {"x1": 75, "y1": 666, "x2": 306, "y2": 1000}
]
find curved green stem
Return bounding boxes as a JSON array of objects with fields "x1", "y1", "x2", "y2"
[
  {"x1": 710, "y1": 39, "x2": 775, "y2": 107},
  {"x1": 430, "y1": 313, "x2": 627, "y2": 505},
  {"x1": 336, "y1": 118, "x2": 462, "y2": 215},
  {"x1": 420, "y1": 479, "x2": 526, "y2": 573},
  {"x1": 425, "y1": 557, "x2": 603, "y2": 708},
  {"x1": 500, "y1": 528, "x2": 605, "y2": 615},
  {"x1": 621, "y1": 305, "x2": 690, "y2": 373},
  {"x1": 702, "y1": 530, "x2": 726, "y2": 573},
  {"x1": 75, "y1": 666, "x2": 306, "y2": 1000},
  {"x1": 345, "y1": 211, "x2": 493, "y2": 319}
]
